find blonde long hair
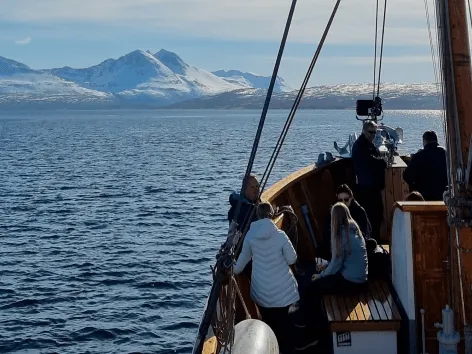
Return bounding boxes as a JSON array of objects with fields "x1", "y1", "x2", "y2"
[{"x1": 330, "y1": 202, "x2": 362, "y2": 258}]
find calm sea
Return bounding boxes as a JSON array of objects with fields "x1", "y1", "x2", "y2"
[{"x1": 0, "y1": 109, "x2": 444, "y2": 353}]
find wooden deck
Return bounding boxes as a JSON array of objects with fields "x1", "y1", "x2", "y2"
[{"x1": 323, "y1": 279, "x2": 401, "y2": 332}]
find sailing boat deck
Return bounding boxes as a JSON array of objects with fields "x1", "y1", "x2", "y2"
[
  {"x1": 230, "y1": 158, "x2": 454, "y2": 354},
  {"x1": 194, "y1": 0, "x2": 472, "y2": 350}
]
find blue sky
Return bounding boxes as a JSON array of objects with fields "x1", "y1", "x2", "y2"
[{"x1": 0, "y1": 0, "x2": 446, "y2": 85}]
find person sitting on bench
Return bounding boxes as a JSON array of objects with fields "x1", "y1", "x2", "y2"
[
  {"x1": 295, "y1": 202, "x2": 368, "y2": 351},
  {"x1": 319, "y1": 184, "x2": 371, "y2": 260}
]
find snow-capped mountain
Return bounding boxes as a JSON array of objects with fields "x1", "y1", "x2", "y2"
[
  {"x1": 0, "y1": 57, "x2": 114, "y2": 107},
  {"x1": 212, "y1": 69, "x2": 292, "y2": 93},
  {"x1": 0, "y1": 56, "x2": 34, "y2": 76},
  {"x1": 167, "y1": 83, "x2": 440, "y2": 109},
  {"x1": 0, "y1": 49, "x2": 439, "y2": 109},
  {"x1": 47, "y1": 50, "x2": 244, "y2": 105}
]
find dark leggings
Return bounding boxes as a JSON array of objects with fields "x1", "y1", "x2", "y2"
[
  {"x1": 302, "y1": 273, "x2": 366, "y2": 329},
  {"x1": 258, "y1": 305, "x2": 293, "y2": 353},
  {"x1": 356, "y1": 187, "x2": 383, "y2": 242}
]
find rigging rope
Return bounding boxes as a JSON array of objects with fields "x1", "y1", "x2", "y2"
[
  {"x1": 376, "y1": 0, "x2": 388, "y2": 97},
  {"x1": 373, "y1": 0, "x2": 379, "y2": 100},
  {"x1": 236, "y1": 0, "x2": 342, "y2": 254},
  {"x1": 425, "y1": 0, "x2": 455, "y2": 315},
  {"x1": 211, "y1": 270, "x2": 236, "y2": 352},
  {"x1": 424, "y1": 0, "x2": 441, "y2": 96},
  {"x1": 258, "y1": 0, "x2": 341, "y2": 195},
  {"x1": 468, "y1": 0, "x2": 472, "y2": 29},
  {"x1": 372, "y1": 0, "x2": 388, "y2": 101},
  {"x1": 192, "y1": 3, "x2": 298, "y2": 354},
  {"x1": 233, "y1": 0, "x2": 298, "y2": 226}
]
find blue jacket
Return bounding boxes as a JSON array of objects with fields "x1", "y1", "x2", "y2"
[
  {"x1": 351, "y1": 134, "x2": 387, "y2": 190},
  {"x1": 320, "y1": 223, "x2": 368, "y2": 283},
  {"x1": 227, "y1": 192, "x2": 258, "y2": 232},
  {"x1": 403, "y1": 142, "x2": 448, "y2": 201}
]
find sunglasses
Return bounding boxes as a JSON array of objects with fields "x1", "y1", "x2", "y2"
[
  {"x1": 366, "y1": 130, "x2": 377, "y2": 135},
  {"x1": 338, "y1": 197, "x2": 350, "y2": 202}
]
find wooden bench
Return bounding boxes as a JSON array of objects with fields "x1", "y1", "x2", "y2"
[{"x1": 323, "y1": 279, "x2": 401, "y2": 354}]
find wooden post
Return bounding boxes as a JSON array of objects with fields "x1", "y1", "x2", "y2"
[{"x1": 443, "y1": 0, "x2": 472, "y2": 341}]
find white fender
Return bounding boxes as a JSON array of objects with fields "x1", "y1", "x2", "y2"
[{"x1": 232, "y1": 319, "x2": 279, "y2": 354}]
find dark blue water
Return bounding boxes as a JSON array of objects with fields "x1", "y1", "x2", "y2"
[{"x1": 0, "y1": 109, "x2": 443, "y2": 353}]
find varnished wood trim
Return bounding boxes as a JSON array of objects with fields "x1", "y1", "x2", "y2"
[
  {"x1": 202, "y1": 336, "x2": 218, "y2": 354},
  {"x1": 300, "y1": 179, "x2": 321, "y2": 240},
  {"x1": 391, "y1": 155, "x2": 407, "y2": 168},
  {"x1": 273, "y1": 214, "x2": 284, "y2": 228},
  {"x1": 394, "y1": 201, "x2": 447, "y2": 212},
  {"x1": 261, "y1": 159, "x2": 350, "y2": 202},
  {"x1": 323, "y1": 296, "x2": 335, "y2": 322},
  {"x1": 329, "y1": 295, "x2": 342, "y2": 321},
  {"x1": 262, "y1": 164, "x2": 317, "y2": 202}
]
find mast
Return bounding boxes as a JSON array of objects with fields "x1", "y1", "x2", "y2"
[
  {"x1": 444, "y1": 0, "x2": 472, "y2": 165},
  {"x1": 440, "y1": 0, "x2": 472, "y2": 345}
]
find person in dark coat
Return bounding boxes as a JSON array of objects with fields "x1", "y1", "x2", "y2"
[
  {"x1": 404, "y1": 191, "x2": 425, "y2": 201},
  {"x1": 228, "y1": 173, "x2": 261, "y2": 233},
  {"x1": 403, "y1": 131, "x2": 448, "y2": 201},
  {"x1": 351, "y1": 120, "x2": 387, "y2": 242},
  {"x1": 319, "y1": 184, "x2": 371, "y2": 259}
]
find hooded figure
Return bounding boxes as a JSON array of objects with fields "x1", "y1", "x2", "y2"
[
  {"x1": 234, "y1": 202, "x2": 299, "y2": 354},
  {"x1": 234, "y1": 213, "x2": 299, "y2": 307}
]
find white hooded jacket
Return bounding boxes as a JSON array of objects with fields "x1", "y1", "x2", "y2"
[{"x1": 234, "y1": 218, "x2": 300, "y2": 308}]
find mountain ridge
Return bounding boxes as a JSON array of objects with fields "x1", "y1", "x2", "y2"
[{"x1": 0, "y1": 50, "x2": 439, "y2": 109}]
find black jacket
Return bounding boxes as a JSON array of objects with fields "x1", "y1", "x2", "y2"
[
  {"x1": 227, "y1": 192, "x2": 258, "y2": 232},
  {"x1": 351, "y1": 134, "x2": 387, "y2": 190},
  {"x1": 320, "y1": 200, "x2": 371, "y2": 258},
  {"x1": 403, "y1": 142, "x2": 448, "y2": 201}
]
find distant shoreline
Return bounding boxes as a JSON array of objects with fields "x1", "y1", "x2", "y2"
[{"x1": 0, "y1": 106, "x2": 442, "y2": 112}]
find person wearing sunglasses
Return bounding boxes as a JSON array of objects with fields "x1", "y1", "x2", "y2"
[
  {"x1": 319, "y1": 184, "x2": 371, "y2": 259},
  {"x1": 351, "y1": 120, "x2": 387, "y2": 242}
]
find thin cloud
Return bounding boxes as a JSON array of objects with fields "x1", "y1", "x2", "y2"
[
  {"x1": 256, "y1": 55, "x2": 433, "y2": 65},
  {"x1": 337, "y1": 55, "x2": 433, "y2": 65},
  {"x1": 15, "y1": 36, "x2": 31, "y2": 45},
  {"x1": 0, "y1": 0, "x2": 435, "y2": 45}
]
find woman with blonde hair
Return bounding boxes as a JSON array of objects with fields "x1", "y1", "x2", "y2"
[
  {"x1": 313, "y1": 202, "x2": 368, "y2": 285},
  {"x1": 295, "y1": 202, "x2": 368, "y2": 351}
]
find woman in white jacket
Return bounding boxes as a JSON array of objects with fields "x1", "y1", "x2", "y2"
[{"x1": 234, "y1": 202, "x2": 299, "y2": 354}]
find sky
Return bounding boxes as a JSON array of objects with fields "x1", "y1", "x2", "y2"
[{"x1": 0, "y1": 0, "x2": 456, "y2": 86}]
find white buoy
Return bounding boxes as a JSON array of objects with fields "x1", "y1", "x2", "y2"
[
  {"x1": 232, "y1": 319, "x2": 279, "y2": 354},
  {"x1": 435, "y1": 305, "x2": 460, "y2": 354}
]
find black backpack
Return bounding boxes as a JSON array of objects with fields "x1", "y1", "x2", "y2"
[{"x1": 366, "y1": 239, "x2": 390, "y2": 279}]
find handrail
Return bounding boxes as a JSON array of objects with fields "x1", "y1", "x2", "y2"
[
  {"x1": 261, "y1": 159, "x2": 348, "y2": 202},
  {"x1": 393, "y1": 201, "x2": 448, "y2": 213}
]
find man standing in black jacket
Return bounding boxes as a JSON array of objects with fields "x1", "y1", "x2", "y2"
[
  {"x1": 227, "y1": 174, "x2": 261, "y2": 233},
  {"x1": 403, "y1": 131, "x2": 448, "y2": 201},
  {"x1": 351, "y1": 120, "x2": 387, "y2": 242}
]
